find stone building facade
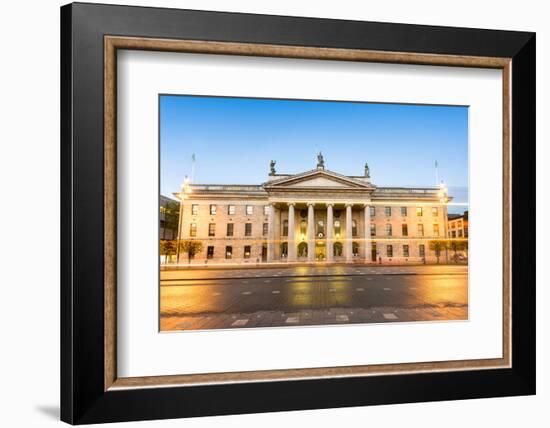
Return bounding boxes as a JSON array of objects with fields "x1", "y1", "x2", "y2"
[
  {"x1": 175, "y1": 164, "x2": 451, "y2": 265},
  {"x1": 448, "y1": 210, "x2": 469, "y2": 239}
]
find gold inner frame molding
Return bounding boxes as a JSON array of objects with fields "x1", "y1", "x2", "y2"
[{"x1": 104, "y1": 35, "x2": 512, "y2": 391}]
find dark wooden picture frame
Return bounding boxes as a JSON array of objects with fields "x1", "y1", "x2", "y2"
[{"x1": 61, "y1": 2, "x2": 535, "y2": 424}]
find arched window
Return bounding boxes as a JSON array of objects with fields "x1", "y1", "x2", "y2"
[
  {"x1": 317, "y1": 220, "x2": 325, "y2": 237},
  {"x1": 352, "y1": 242, "x2": 359, "y2": 257},
  {"x1": 334, "y1": 220, "x2": 341, "y2": 238},
  {"x1": 298, "y1": 242, "x2": 308, "y2": 257},
  {"x1": 334, "y1": 242, "x2": 343, "y2": 257},
  {"x1": 282, "y1": 219, "x2": 288, "y2": 236},
  {"x1": 352, "y1": 219, "x2": 357, "y2": 236},
  {"x1": 280, "y1": 242, "x2": 288, "y2": 258},
  {"x1": 300, "y1": 220, "x2": 307, "y2": 237}
]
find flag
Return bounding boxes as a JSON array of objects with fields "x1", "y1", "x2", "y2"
[
  {"x1": 435, "y1": 160, "x2": 438, "y2": 168},
  {"x1": 191, "y1": 153, "x2": 196, "y2": 162}
]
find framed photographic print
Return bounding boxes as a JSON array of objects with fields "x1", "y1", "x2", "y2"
[{"x1": 61, "y1": 2, "x2": 536, "y2": 424}]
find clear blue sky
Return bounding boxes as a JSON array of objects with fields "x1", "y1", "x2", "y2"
[{"x1": 160, "y1": 95, "x2": 468, "y2": 213}]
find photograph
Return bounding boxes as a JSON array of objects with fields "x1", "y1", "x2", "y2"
[{"x1": 159, "y1": 95, "x2": 469, "y2": 331}]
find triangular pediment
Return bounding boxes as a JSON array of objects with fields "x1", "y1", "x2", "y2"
[{"x1": 264, "y1": 169, "x2": 372, "y2": 190}]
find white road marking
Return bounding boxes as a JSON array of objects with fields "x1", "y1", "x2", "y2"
[
  {"x1": 242, "y1": 291, "x2": 252, "y2": 295},
  {"x1": 366, "y1": 278, "x2": 373, "y2": 281},
  {"x1": 231, "y1": 319, "x2": 249, "y2": 327},
  {"x1": 272, "y1": 290, "x2": 280, "y2": 294},
  {"x1": 383, "y1": 313, "x2": 398, "y2": 320},
  {"x1": 383, "y1": 288, "x2": 392, "y2": 291},
  {"x1": 356, "y1": 288, "x2": 364, "y2": 292},
  {"x1": 286, "y1": 317, "x2": 299, "y2": 324},
  {"x1": 264, "y1": 280, "x2": 271, "y2": 283},
  {"x1": 212, "y1": 292, "x2": 221, "y2": 296},
  {"x1": 336, "y1": 315, "x2": 349, "y2": 322}
]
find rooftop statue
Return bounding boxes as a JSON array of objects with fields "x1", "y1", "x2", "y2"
[
  {"x1": 364, "y1": 162, "x2": 370, "y2": 178},
  {"x1": 269, "y1": 160, "x2": 276, "y2": 175},
  {"x1": 317, "y1": 151, "x2": 325, "y2": 169}
]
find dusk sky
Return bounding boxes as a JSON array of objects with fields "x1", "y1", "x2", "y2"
[{"x1": 160, "y1": 95, "x2": 468, "y2": 213}]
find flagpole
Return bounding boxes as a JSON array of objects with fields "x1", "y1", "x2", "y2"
[
  {"x1": 435, "y1": 160, "x2": 439, "y2": 186},
  {"x1": 191, "y1": 153, "x2": 196, "y2": 183}
]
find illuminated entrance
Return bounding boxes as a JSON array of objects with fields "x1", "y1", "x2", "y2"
[{"x1": 315, "y1": 241, "x2": 326, "y2": 261}]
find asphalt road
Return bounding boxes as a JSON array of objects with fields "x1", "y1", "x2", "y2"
[{"x1": 160, "y1": 265, "x2": 468, "y2": 331}]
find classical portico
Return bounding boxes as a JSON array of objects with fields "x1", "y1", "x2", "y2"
[{"x1": 263, "y1": 166, "x2": 376, "y2": 263}]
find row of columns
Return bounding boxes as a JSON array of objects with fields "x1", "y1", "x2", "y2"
[{"x1": 267, "y1": 202, "x2": 372, "y2": 263}]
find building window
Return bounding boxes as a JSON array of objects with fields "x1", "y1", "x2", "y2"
[
  {"x1": 458, "y1": 229, "x2": 463, "y2": 238},
  {"x1": 228, "y1": 205, "x2": 235, "y2": 215},
  {"x1": 334, "y1": 220, "x2": 341, "y2": 237},
  {"x1": 419, "y1": 244, "x2": 425, "y2": 257},
  {"x1": 334, "y1": 210, "x2": 341, "y2": 218},
  {"x1": 207, "y1": 246, "x2": 214, "y2": 259},
  {"x1": 317, "y1": 220, "x2": 324, "y2": 237},
  {"x1": 208, "y1": 223, "x2": 215, "y2": 237},
  {"x1": 417, "y1": 224, "x2": 424, "y2": 236},
  {"x1": 451, "y1": 230, "x2": 456, "y2": 238},
  {"x1": 300, "y1": 209, "x2": 307, "y2": 219},
  {"x1": 263, "y1": 205, "x2": 269, "y2": 216},
  {"x1": 244, "y1": 245, "x2": 251, "y2": 259},
  {"x1": 402, "y1": 224, "x2": 408, "y2": 236},
  {"x1": 416, "y1": 207, "x2": 423, "y2": 216},
  {"x1": 300, "y1": 220, "x2": 307, "y2": 237},
  {"x1": 403, "y1": 245, "x2": 409, "y2": 257},
  {"x1": 432, "y1": 207, "x2": 439, "y2": 217},
  {"x1": 225, "y1": 246, "x2": 232, "y2": 259},
  {"x1": 352, "y1": 220, "x2": 357, "y2": 237},
  {"x1": 370, "y1": 223, "x2": 376, "y2": 237},
  {"x1": 280, "y1": 242, "x2": 288, "y2": 258},
  {"x1": 226, "y1": 223, "x2": 234, "y2": 237},
  {"x1": 352, "y1": 242, "x2": 359, "y2": 257},
  {"x1": 387, "y1": 245, "x2": 393, "y2": 257},
  {"x1": 386, "y1": 224, "x2": 392, "y2": 236},
  {"x1": 191, "y1": 204, "x2": 198, "y2": 215},
  {"x1": 245, "y1": 223, "x2": 252, "y2": 236},
  {"x1": 401, "y1": 207, "x2": 407, "y2": 216},
  {"x1": 385, "y1": 206, "x2": 392, "y2": 217},
  {"x1": 334, "y1": 242, "x2": 343, "y2": 257},
  {"x1": 210, "y1": 204, "x2": 217, "y2": 215},
  {"x1": 282, "y1": 219, "x2": 289, "y2": 236},
  {"x1": 189, "y1": 223, "x2": 197, "y2": 237},
  {"x1": 369, "y1": 206, "x2": 375, "y2": 217},
  {"x1": 246, "y1": 205, "x2": 253, "y2": 215},
  {"x1": 433, "y1": 223, "x2": 440, "y2": 236},
  {"x1": 262, "y1": 223, "x2": 268, "y2": 236}
]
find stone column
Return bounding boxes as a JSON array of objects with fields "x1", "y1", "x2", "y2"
[
  {"x1": 307, "y1": 203, "x2": 315, "y2": 262},
  {"x1": 287, "y1": 203, "x2": 296, "y2": 262},
  {"x1": 345, "y1": 203, "x2": 353, "y2": 262},
  {"x1": 364, "y1": 204, "x2": 371, "y2": 262},
  {"x1": 326, "y1": 203, "x2": 334, "y2": 262},
  {"x1": 267, "y1": 203, "x2": 275, "y2": 262}
]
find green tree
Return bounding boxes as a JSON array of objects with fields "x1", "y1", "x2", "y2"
[
  {"x1": 160, "y1": 239, "x2": 177, "y2": 264},
  {"x1": 178, "y1": 240, "x2": 203, "y2": 264},
  {"x1": 160, "y1": 201, "x2": 180, "y2": 239},
  {"x1": 449, "y1": 239, "x2": 467, "y2": 263},
  {"x1": 429, "y1": 240, "x2": 448, "y2": 264}
]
